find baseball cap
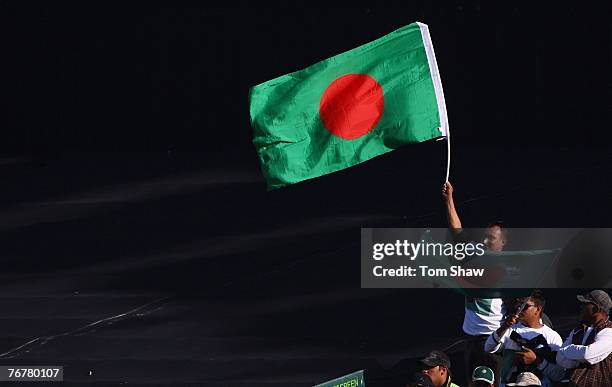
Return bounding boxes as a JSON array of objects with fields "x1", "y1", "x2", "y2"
[
  {"x1": 419, "y1": 350, "x2": 451, "y2": 369},
  {"x1": 577, "y1": 290, "x2": 612, "y2": 314},
  {"x1": 409, "y1": 373, "x2": 435, "y2": 387},
  {"x1": 507, "y1": 372, "x2": 541, "y2": 386},
  {"x1": 472, "y1": 366, "x2": 494, "y2": 384}
]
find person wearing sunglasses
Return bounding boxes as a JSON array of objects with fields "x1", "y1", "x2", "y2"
[
  {"x1": 483, "y1": 290, "x2": 564, "y2": 387},
  {"x1": 556, "y1": 290, "x2": 612, "y2": 387}
]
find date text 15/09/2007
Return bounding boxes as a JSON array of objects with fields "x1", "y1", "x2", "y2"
[{"x1": 373, "y1": 265, "x2": 485, "y2": 278}]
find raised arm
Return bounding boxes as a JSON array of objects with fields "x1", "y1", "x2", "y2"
[
  {"x1": 442, "y1": 181, "x2": 462, "y2": 232},
  {"x1": 485, "y1": 314, "x2": 518, "y2": 353}
]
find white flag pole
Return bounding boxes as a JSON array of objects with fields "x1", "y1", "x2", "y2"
[
  {"x1": 445, "y1": 131, "x2": 451, "y2": 183},
  {"x1": 417, "y1": 22, "x2": 450, "y2": 183}
]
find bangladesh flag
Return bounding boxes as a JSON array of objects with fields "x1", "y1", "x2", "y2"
[{"x1": 249, "y1": 22, "x2": 448, "y2": 190}]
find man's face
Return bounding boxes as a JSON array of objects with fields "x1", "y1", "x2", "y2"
[
  {"x1": 473, "y1": 381, "x2": 493, "y2": 387},
  {"x1": 421, "y1": 365, "x2": 446, "y2": 387},
  {"x1": 518, "y1": 298, "x2": 540, "y2": 323},
  {"x1": 580, "y1": 302, "x2": 598, "y2": 323},
  {"x1": 484, "y1": 226, "x2": 505, "y2": 251}
]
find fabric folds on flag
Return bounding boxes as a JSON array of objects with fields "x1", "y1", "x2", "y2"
[{"x1": 250, "y1": 22, "x2": 448, "y2": 190}]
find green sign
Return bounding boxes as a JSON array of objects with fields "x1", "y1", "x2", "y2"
[{"x1": 314, "y1": 370, "x2": 365, "y2": 387}]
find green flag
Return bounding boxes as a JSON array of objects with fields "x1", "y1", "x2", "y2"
[{"x1": 250, "y1": 22, "x2": 448, "y2": 190}]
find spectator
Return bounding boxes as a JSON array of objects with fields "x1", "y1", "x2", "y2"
[
  {"x1": 418, "y1": 350, "x2": 461, "y2": 387},
  {"x1": 483, "y1": 290, "x2": 564, "y2": 387},
  {"x1": 506, "y1": 372, "x2": 541, "y2": 386},
  {"x1": 556, "y1": 289, "x2": 612, "y2": 387},
  {"x1": 443, "y1": 181, "x2": 506, "y2": 386},
  {"x1": 472, "y1": 366, "x2": 495, "y2": 387}
]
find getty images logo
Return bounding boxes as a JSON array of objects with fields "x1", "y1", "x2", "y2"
[{"x1": 372, "y1": 240, "x2": 486, "y2": 261}]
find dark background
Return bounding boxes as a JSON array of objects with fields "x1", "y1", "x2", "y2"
[{"x1": 0, "y1": 2, "x2": 611, "y2": 386}]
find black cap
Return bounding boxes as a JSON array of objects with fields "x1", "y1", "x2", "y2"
[
  {"x1": 410, "y1": 373, "x2": 435, "y2": 387},
  {"x1": 419, "y1": 350, "x2": 451, "y2": 369}
]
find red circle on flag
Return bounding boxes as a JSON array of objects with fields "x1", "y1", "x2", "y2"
[{"x1": 319, "y1": 73, "x2": 384, "y2": 140}]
